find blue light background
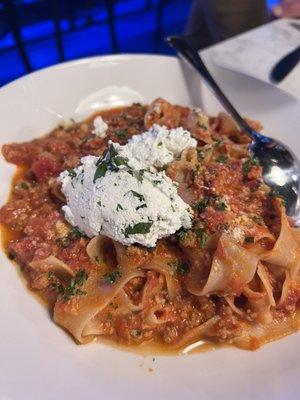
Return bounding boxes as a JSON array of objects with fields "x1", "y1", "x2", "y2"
[{"x1": 0, "y1": 0, "x2": 279, "y2": 87}]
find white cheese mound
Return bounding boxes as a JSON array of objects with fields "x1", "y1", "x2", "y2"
[
  {"x1": 117, "y1": 124, "x2": 197, "y2": 170},
  {"x1": 60, "y1": 154, "x2": 192, "y2": 247},
  {"x1": 92, "y1": 116, "x2": 108, "y2": 138}
]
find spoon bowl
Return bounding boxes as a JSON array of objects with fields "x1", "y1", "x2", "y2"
[{"x1": 167, "y1": 36, "x2": 300, "y2": 225}]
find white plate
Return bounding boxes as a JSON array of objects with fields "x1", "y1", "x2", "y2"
[{"x1": 0, "y1": 55, "x2": 299, "y2": 400}]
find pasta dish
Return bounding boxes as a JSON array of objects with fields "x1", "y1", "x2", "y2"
[{"x1": 1, "y1": 98, "x2": 299, "y2": 352}]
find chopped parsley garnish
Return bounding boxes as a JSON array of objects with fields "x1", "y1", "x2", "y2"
[
  {"x1": 67, "y1": 168, "x2": 76, "y2": 179},
  {"x1": 215, "y1": 201, "x2": 227, "y2": 211},
  {"x1": 116, "y1": 203, "x2": 124, "y2": 211},
  {"x1": 168, "y1": 260, "x2": 190, "y2": 275},
  {"x1": 244, "y1": 236, "x2": 254, "y2": 243},
  {"x1": 19, "y1": 182, "x2": 29, "y2": 189},
  {"x1": 213, "y1": 139, "x2": 223, "y2": 148},
  {"x1": 268, "y1": 188, "x2": 286, "y2": 206},
  {"x1": 192, "y1": 197, "x2": 210, "y2": 212},
  {"x1": 116, "y1": 129, "x2": 127, "y2": 141},
  {"x1": 129, "y1": 190, "x2": 145, "y2": 202},
  {"x1": 249, "y1": 155, "x2": 260, "y2": 166},
  {"x1": 94, "y1": 256, "x2": 102, "y2": 264},
  {"x1": 137, "y1": 169, "x2": 146, "y2": 183},
  {"x1": 93, "y1": 145, "x2": 130, "y2": 182},
  {"x1": 177, "y1": 262, "x2": 190, "y2": 275},
  {"x1": 242, "y1": 161, "x2": 251, "y2": 175},
  {"x1": 108, "y1": 143, "x2": 118, "y2": 158},
  {"x1": 73, "y1": 226, "x2": 88, "y2": 238},
  {"x1": 50, "y1": 269, "x2": 88, "y2": 302},
  {"x1": 131, "y1": 329, "x2": 142, "y2": 338},
  {"x1": 215, "y1": 155, "x2": 228, "y2": 163},
  {"x1": 113, "y1": 156, "x2": 129, "y2": 167},
  {"x1": 60, "y1": 236, "x2": 72, "y2": 247},
  {"x1": 197, "y1": 122, "x2": 208, "y2": 131},
  {"x1": 97, "y1": 200, "x2": 102, "y2": 207},
  {"x1": 197, "y1": 149, "x2": 205, "y2": 159},
  {"x1": 152, "y1": 180, "x2": 161, "y2": 186},
  {"x1": 103, "y1": 270, "x2": 122, "y2": 284},
  {"x1": 157, "y1": 141, "x2": 163, "y2": 147},
  {"x1": 195, "y1": 228, "x2": 207, "y2": 248},
  {"x1": 243, "y1": 155, "x2": 260, "y2": 175},
  {"x1": 93, "y1": 160, "x2": 108, "y2": 182},
  {"x1": 136, "y1": 203, "x2": 147, "y2": 210},
  {"x1": 176, "y1": 228, "x2": 188, "y2": 241},
  {"x1": 123, "y1": 221, "x2": 153, "y2": 237}
]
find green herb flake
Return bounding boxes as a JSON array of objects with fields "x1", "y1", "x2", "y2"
[
  {"x1": 123, "y1": 221, "x2": 153, "y2": 237},
  {"x1": 103, "y1": 270, "x2": 122, "y2": 284},
  {"x1": 73, "y1": 226, "x2": 88, "y2": 238},
  {"x1": 109, "y1": 302, "x2": 119, "y2": 309},
  {"x1": 47, "y1": 271, "x2": 55, "y2": 279},
  {"x1": 51, "y1": 269, "x2": 88, "y2": 302},
  {"x1": 19, "y1": 182, "x2": 29, "y2": 189},
  {"x1": 244, "y1": 236, "x2": 254, "y2": 243},
  {"x1": 215, "y1": 155, "x2": 228, "y2": 163},
  {"x1": 136, "y1": 203, "x2": 147, "y2": 210},
  {"x1": 93, "y1": 161, "x2": 108, "y2": 182},
  {"x1": 157, "y1": 141, "x2": 163, "y2": 148},
  {"x1": 197, "y1": 148, "x2": 205, "y2": 159},
  {"x1": 94, "y1": 256, "x2": 102, "y2": 264},
  {"x1": 215, "y1": 201, "x2": 227, "y2": 211},
  {"x1": 168, "y1": 260, "x2": 190, "y2": 275},
  {"x1": 197, "y1": 122, "x2": 208, "y2": 131},
  {"x1": 195, "y1": 228, "x2": 207, "y2": 248},
  {"x1": 213, "y1": 139, "x2": 223, "y2": 148},
  {"x1": 57, "y1": 236, "x2": 72, "y2": 248},
  {"x1": 131, "y1": 329, "x2": 142, "y2": 338},
  {"x1": 176, "y1": 228, "x2": 188, "y2": 241},
  {"x1": 113, "y1": 156, "x2": 129, "y2": 167},
  {"x1": 152, "y1": 180, "x2": 162, "y2": 186},
  {"x1": 242, "y1": 160, "x2": 251, "y2": 175},
  {"x1": 193, "y1": 197, "x2": 210, "y2": 213},
  {"x1": 243, "y1": 155, "x2": 260, "y2": 176},
  {"x1": 249, "y1": 155, "x2": 260, "y2": 166},
  {"x1": 128, "y1": 190, "x2": 145, "y2": 202},
  {"x1": 116, "y1": 203, "x2": 124, "y2": 211},
  {"x1": 67, "y1": 168, "x2": 76, "y2": 179},
  {"x1": 137, "y1": 169, "x2": 146, "y2": 183},
  {"x1": 177, "y1": 262, "x2": 190, "y2": 275},
  {"x1": 116, "y1": 129, "x2": 127, "y2": 141}
]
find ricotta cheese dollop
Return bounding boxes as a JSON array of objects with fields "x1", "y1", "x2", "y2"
[
  {"x1": 60, "y1": 125, "x2": 196, "y2": 247},
  {"x1": 117, "y1": 124, "x2": 197, "y2": 170}
]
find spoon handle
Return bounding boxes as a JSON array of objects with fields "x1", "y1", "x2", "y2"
[{"x1": 167, "y1": 36, "x2": 262, "y2": 142}]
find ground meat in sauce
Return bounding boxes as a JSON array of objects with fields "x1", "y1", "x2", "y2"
[{"x1": 1, "y1": 101, "x2": 299, "y2": 350}]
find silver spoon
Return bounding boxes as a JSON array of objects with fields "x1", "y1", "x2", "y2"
[{"x1": 167, "y1": 36, "x2": 300, "y2": 225}]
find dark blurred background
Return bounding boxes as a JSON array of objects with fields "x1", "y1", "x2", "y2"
[{"x1": 0, "y1": 0, "x2": 280, "y2": 87}]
